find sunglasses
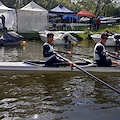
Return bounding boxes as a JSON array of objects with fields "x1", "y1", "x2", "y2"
[{"x1": 102, "y1": 37, "x2": 108, "y2": 40}]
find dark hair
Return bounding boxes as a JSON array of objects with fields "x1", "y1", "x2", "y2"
[
  {"x1": 47, "y1": 33, "x2": 54, "y2": 37},
  {"x1": 101, "y1": 32, "x2": 109, "y2": 38}
]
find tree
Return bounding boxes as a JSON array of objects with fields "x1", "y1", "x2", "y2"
[
  {"x1": 0, "y1": 0, "x2": 119, "y2": 17},
  {"x1": 76, "y1": 0, "x2": 113, "y2": 17}
]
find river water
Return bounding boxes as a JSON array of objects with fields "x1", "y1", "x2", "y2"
[{"x1": 0, "y1": 40, "x2": 120, "y2": 120}]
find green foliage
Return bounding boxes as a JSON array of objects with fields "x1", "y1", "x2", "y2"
[
  {"x1": 76, "y1": 25, "x2": 120, "y2": 40},
  {"x1": 77, "y1": 31, "x2": 93, "y2": 40},
  {"x1": 70, "y1": 33, "x2": 83, "y2": 41},
  {"x1": 0, "y1": 0, "x2": 119, "y2": 16},
  {"x1": 103, "y1": 25, "x2": 120, "y2": 33},
  {"x1": 84, "y1": 31, "x2": 93, "y2": 40},
  {"x1": 20, "y1": 33, "x2": 40, "y2": 40},
  {"x1": 96, "y1": 24, "x2": 120, "y2": 33},
  {"x1": 76, "y1": 33, "x2": 87, "y2": 40}
]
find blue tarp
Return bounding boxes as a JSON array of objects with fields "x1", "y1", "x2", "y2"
[
  {"x1": 62, "y1": 14, "x2": 80, "y2": 20},
  {"x1": 100, "y1": 15, "x2": 104, "y2": 19},
  {"x1": 0, "y1": 32, "x2": 23, "y2": 45},
  {"x1": 49, "y1": 4, "x2": 77, "y2": 14}
]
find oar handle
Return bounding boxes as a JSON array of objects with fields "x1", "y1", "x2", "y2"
[
  {"x1": 108, "y1": 54, "x2": 120, "y2": 60},
  {"x1": 108, "y1": 51, "x2": 118, "y2": 56}
]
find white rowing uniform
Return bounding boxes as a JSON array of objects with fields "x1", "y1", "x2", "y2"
[{"x1": 43, "y1": 42, "x2": 55, "y2": 61}]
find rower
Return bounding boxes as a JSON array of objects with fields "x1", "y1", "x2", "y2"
[
  {"x1": 43, "y1": 33, "x2": 64, "y2": 67},
  {"x1": 94, "y1": 32, "x2": 120, "y2": 67}
]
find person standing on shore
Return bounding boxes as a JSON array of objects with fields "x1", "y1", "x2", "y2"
[
  {"x1": 0, "y1": 15, "x2": 6, "y2": 30},
  {"x1": 96, "y1": 17, "x2": 101, "y2": 31},
  {"x1": 92, "y1": 17, "x2": 97, "y2": 31}
]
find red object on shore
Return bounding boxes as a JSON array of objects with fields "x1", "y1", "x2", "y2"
[{"x1": 77, "y1": 9, "x2": 95, "y2": 17}]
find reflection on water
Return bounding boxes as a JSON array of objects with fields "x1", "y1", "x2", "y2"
[
  {"x1": 0, "y1": 46, "x2": 20, "y2": 62},
  {"x1": 0, "y1": 40, "x2": 120, "y2": 120},
  {"x1": 0, "y1": 40, "x2": 95, "y2": 62},
  {"x1": 0, "y1": 41, "x2": 43, "y2": 62}
]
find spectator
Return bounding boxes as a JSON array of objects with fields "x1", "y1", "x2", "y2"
[
  {"x1": 0, "y1": 15, "x2": 7, "y2": 30},
  {"x1": 96, "y1": 17, "x2": 101, "y2": 31},
  {"x1": 92, "y1": 17, "x2": 97, "y2": 31},
  {"x1": 51, "y1": 23, "x2": 56, "y2": 31},
  {"x1": 89, "y1": 18, "x2": 93, "y2": 30},
  {"x1": 62, "y1": 23, "x2": 67, "y2": 31}
]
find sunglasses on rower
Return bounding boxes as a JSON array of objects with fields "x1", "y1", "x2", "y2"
[{"x1": 101, "y1": 36, "x2": 108, "y2": 40}]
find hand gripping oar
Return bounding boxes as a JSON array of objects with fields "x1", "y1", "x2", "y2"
[
  {"x1": 57, "y1": 50, "x2": 91, "y2": 57},
  {"x1": 106, "y1": 51, "x2": 120, "y2": 60},
  {"x1": 56, "y1": 53, "x2": 120, "y2": 95}
]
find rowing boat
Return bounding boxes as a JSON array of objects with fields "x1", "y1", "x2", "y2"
[{"x1": 0, "y1": 60, "x2": 120, "y2": 73}]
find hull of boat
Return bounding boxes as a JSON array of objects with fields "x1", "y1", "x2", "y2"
[
  {"x1": 0, "y1": 62, "x2": 120, "y2": 73},
  {"x1": 1, "y1": 40, "x2": 23, "y2": 46},
  {"x1": 0, "y1": 32, "x2": 23, "y2": 46},
  {"x1": 91, "y1": 34, "x2": 117, "y2": 46}
]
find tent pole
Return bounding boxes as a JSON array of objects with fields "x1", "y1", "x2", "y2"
[
  {"x1": 72, "y1": 15, "x2": 73, "y2": 31},
  {"x1": 47, "y1": 13, "x2": 49, "y2": 30},
  {"x1": 15, "y1": 9, "x2": 18, "y2": 32},
  {"x1": 77, "y1": 14, "x2": 78, "y2": 31}
]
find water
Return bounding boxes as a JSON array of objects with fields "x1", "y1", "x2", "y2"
[{"x1": 0, "y1": 40, "x2": 120, "y2": 120}]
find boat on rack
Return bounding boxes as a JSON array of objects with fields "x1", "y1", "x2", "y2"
[
  {"x1": 0, "y1": 60, "x2": 120, "y2": 73},
  {"x1": 91, "y1": 33, "x2": 120, "y2": 47},
  {"x1": 0, "y1": 31, "x2": 23, "y2": 46},
  {"x1": 39, "y1": 30, "x2": 78, "y2": 45}
]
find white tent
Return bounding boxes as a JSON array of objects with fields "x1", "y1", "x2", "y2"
[
  {"x1": 17, "y1": 1, "x2": 48, "y2": 33},
  {"x1": 0, "y1": 1, "x2": 15, "y2": 30}
]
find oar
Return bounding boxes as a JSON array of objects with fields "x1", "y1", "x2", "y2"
[
  {"x1": 57, "y1": 50, "x2": 91, "y2": 57},
  {"x1": 56, "y1": 53, "x2": 120, "y2": 95},
  {"x1": 105, "y1": 51, "x2": 120, "y2": 60},
  {"x1": 108, "y1": 51, "x2": 118, "y2": 56},
  {"x1": 108, "y1": 54, "x2": 120, "y2": 60}
]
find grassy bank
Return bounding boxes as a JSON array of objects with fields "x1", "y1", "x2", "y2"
[
  {"x1": 96, "y1": 24, "x2": 120, "y2": 33},
  {"x1": 76, "y1": 24, "x2": 120, "y2": 41}
]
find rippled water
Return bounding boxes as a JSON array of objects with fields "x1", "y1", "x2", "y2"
[{"x1": 0, "y1": 40, "x2": 120, "y2": 120}]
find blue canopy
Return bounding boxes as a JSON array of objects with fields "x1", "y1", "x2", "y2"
[
  {"x1": 49, "y1": 4, "x2": 77, "y2": 14},
  {"x1": 62, "y1": 14, "x2": 80, "y2": 20}
]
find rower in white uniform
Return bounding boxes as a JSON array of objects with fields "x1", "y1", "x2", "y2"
[
  {"x1": 94, "y1": 32, "x2": 120, "y2": 67},
  {"x1": 43, "y1": 33, "x2": 64, "y2": 67}
]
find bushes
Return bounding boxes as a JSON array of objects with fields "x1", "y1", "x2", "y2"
[
  {"x1": 20, "y1": 33, "x2": 40, "y2": 40},
  {"x1": 70, "y1": 33, "x2": 83, "y2": 41},
  {"x1": 103, "y1": 25, "x2": 120, "y2": 33}
]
